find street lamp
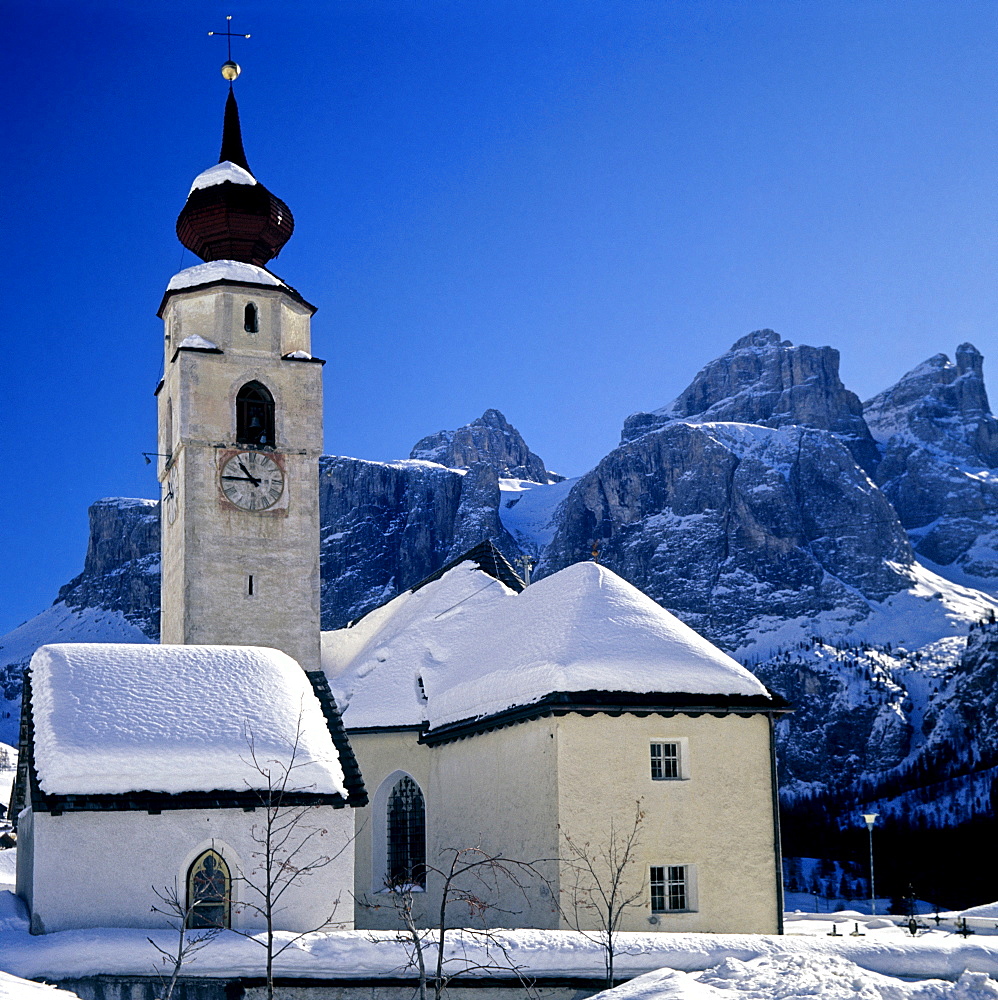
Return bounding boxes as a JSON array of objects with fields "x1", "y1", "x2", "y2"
[{"x1": 863, "y1": 813, "x2": 878, "y2": 916}]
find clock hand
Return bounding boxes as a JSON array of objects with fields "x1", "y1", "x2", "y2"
[
  {"x1": 238, "y1": 461, "x2": 261, "y2": 486},
  {"x1": 221, "y1": 475, "x2": 259, "y2": 483}
]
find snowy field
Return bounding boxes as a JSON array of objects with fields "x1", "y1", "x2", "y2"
[{"x1": 4, "y1": 886, "x2": 998, "y2": 998}]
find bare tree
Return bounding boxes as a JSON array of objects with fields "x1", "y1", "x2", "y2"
[
  {"x1": 147, "y1": 880, "x2": 221, "y2": 1000},
  {"x1": 229, "y1": 717, "x2": 354, "y2": 1000},
  {"x1": 558, "y1": 801, "x2": 647, "y2": 988},
  {"x1": 367, "y1": 845, "x2": 550, "y2": 1000}
]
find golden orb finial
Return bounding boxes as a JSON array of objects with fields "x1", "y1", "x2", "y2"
[{"x1": 221, "y1": 60, "x2": 241, "y2": 81}]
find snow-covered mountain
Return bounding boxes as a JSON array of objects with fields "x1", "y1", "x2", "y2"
[{"x1": 6, "y1": 338, "x2": 998, "y2": 836}]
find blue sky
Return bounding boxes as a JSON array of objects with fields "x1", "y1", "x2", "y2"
[{"x1": 3, "y1": 1, "x2": 998, "y2": 634}]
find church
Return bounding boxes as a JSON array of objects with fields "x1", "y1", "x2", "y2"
[{"x1": 12, "y1": 64, "x2": 787, "y2": 938}]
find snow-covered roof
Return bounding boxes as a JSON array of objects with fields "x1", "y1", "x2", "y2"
[
  {"x1": 323, "y1": 563, "x2": 516, "y2": 728},
  {"x1": 189, "y1": 160, "x2": 257, "y2": 194},
  {"x1": 177, "y1": 334, "x2": 218, "y2": 351},
  {"x1": 323, "y1": 560, "x2": 771, "y2": 732},
  {"x1": 29, "y1": 644, "x2": 346, "y2": 797},
  {"x1": 426, "y1": 562, "x2": 771, "y2": 728},
  {"x1": 166, "y1": 260, "x2": 287, "y2": 293}
]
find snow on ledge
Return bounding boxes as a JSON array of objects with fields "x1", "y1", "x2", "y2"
[
  {"x1": 167, "y1": 260, "x2": 287, "y2": 293},
  {"x1": 189, "y1": 160, "x2": 257, "y2": 193},
  {"x1": 177, "y1": 334, "x2": 218, "y2": 351}
]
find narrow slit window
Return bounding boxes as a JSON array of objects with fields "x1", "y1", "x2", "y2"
[
  {"x1": 651, "y1": 742, "x2": 680, "y2": 780},
  {"x1": 387, "y1": 776, "x2": 426, "y2": 888},
  {"x1": 244, "y1": 302, "x2": 259, "y2": 333},
  {"x1": 248, "y1": 574, "x2": 254, "y2": 596}
]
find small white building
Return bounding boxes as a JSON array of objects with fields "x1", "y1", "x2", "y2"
[
  {"x1": 13, "y1": 642, "x2": 365, "y2": 934},
  {"x1": 325, "y1": 543, "x2": 789, "y2": 935}
]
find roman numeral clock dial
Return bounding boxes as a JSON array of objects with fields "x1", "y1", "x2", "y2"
[{"x1": 219, "y1": 451, "x2": 285, "y2": 511}]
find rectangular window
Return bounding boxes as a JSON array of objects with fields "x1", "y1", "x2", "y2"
[
  {"x1": 650, "y1": 865, "x2": 692, "y2": 912},
  {"x1": 650, "y1": 742, "x2": 680, "y2": 780}
]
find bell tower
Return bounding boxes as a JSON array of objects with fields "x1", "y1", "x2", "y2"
[{"x1": 157, "y1": 71, "x2": 324, "y2": 671}]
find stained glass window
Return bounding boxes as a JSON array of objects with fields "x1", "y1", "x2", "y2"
[{"x1": 188, "y1": 850, "x2": 230, "y2": 928}]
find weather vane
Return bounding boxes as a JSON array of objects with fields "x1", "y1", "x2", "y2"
[{"x1": 208, "y1": 14, "x2": 251, "y2": 81}]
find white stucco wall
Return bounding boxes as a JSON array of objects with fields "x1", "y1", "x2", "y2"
[
  {"x1": 350, "y1": 711, "x2": 780, "y2": 936},
  {"x1": 555, "y1": 712, "x2": 780, "y2": 934},
  {"x1": 349, "y1": 730, "x2": 435, "y2": 930},
  {"x1": 20, "y1": 803, "x2": 355, "y2": 935}
]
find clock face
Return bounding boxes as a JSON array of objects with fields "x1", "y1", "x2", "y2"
[
  {"x1": 219, "y1": 451, "x2": 285, "y2": 511},
  {"x1": 164, "y1": 473, "x2": 179, "y2": 525}
]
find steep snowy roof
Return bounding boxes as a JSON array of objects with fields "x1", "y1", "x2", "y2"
[
  {"x1": 166, "y1": 260, "x2": 287, "y2": 292},
  {"x1": 426, "y1": 562, "x2": 771, "y2": 728},
  {"x1": 30, "y1": 644, "x2": 346, "y2": 797},
  {"x1": 322, "y1": 562, "x2": 517, "y2": 728},
  {"x1": 323, "y1": 560, "x2": 771, "y2": 732}
]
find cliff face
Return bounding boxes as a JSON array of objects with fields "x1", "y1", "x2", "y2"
[
  {"x1": 537, "y1": 420, "x2": 913, "y2": 651},
  {"x1": 318, "y1": 455, "x2": 519, "y2": 629},
  {"x1": 864, "y1": 344, "x2": 998, "y2": 583},
  {"x1": 410, "y1": 408, "x2": 562, "y2": 484},
  {"x1": 56, "y1": 498, "x2": 161, "y2": 639},
  {"x1": 621, "y1": 330, "x2": 881, "y2": 474}
]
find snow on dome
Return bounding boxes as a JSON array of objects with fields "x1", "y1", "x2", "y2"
[
  {"x1": 425, "y1": 561, "x2": 771, "y2": 729},
  {"x1": 177, "y1": 334, "x2": 218, "y2": 351},
  {"x1": 167, "y1": 260, "x2": 287, "y2": 293},
  {"x1": 322, "y1": 563, "x2": 516, "y2": 728},
  {"x1": 189, "y1": 160, "x2": 257, "y2": 194},
  {"x1": 30, "y1": 643, "x2": 346, "y2": 797}
]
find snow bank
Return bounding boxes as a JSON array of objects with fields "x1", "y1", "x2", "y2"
[
  {"x1": 30, "y1": 644, "x2": 345, "y2": 796},
  {"x1": 5, "y1": 916, "x2": 998, "y2": 986},
  {"x1": 0, "y1": 972, "x2": 80, "y2": 1000},
  {"x1": 593, "y1": 956, "x2": 998, "y2": 999},
  {"x1": 167, "y1": 260, "x2": 286, "y2": 292},
  {"x1": 0, "y1": 851, "x2": 14, "y2": 890},
  {"x1": 188, "y1": 160, "x2": 256, "y2": 193}
]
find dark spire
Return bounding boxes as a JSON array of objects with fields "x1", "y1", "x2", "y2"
[
  {"x1": 219, "y1": 87, "x2": 251, "y2": 172},
  {"x1": 175, "y1": 89, "x2": 294, "y2": 267}
]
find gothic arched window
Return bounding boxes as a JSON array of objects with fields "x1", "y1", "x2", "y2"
[
  {"x1": 187, "y1": 850, "x2": 230, "y2": 928},
  {"x1": 387, "y1": 776, "x2": 426, "y2": 888},
  {"x1": 236, "y1": 381, "x2": 275, "y2": 446},
  {"x1": 244, "y1": 302, "x2": 259, "y2": 333}
]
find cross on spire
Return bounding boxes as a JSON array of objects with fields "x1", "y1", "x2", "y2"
[{"x1": 208, "y1": 14, "x2": 251, "y2": 63}]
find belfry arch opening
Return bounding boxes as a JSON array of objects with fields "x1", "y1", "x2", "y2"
[{"x1": 236, "y1": 380, "x2": 275, "y2": 447}]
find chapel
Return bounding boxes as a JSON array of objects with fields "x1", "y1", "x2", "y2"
[{"x1": 12, "y1": 62, "x2": 788, "y2": 939}]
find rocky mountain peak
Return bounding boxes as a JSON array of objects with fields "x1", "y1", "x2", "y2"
[
  {"x1": 863, "y1": 343, "x2": 998, "y2": 467},
  {"x1": 621, "y1": 330, "x2": 880, "y2": 473},
  {"x1": 409, "y1": 409, "x2": 563, "y2": 484}
]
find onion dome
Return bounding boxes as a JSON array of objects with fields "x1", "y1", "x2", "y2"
[{"x1": 176, "y1": 89, "x2": 294, "y2": 267}]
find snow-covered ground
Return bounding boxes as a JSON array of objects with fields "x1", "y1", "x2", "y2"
[
  {"x1": 4, "y1": 892, "x2": 998, "y2": 993},
  {"x1": 0, "y1": 973, "x2": 79, "y2": 1000}
]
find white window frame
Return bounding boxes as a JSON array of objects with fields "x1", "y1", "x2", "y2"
[
  {"x1": 650, "y1": 863, "x2": 697, "y2": 913},
  {"x1": 650, "y1": 737, "x2": 689, "y2": 780}
]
